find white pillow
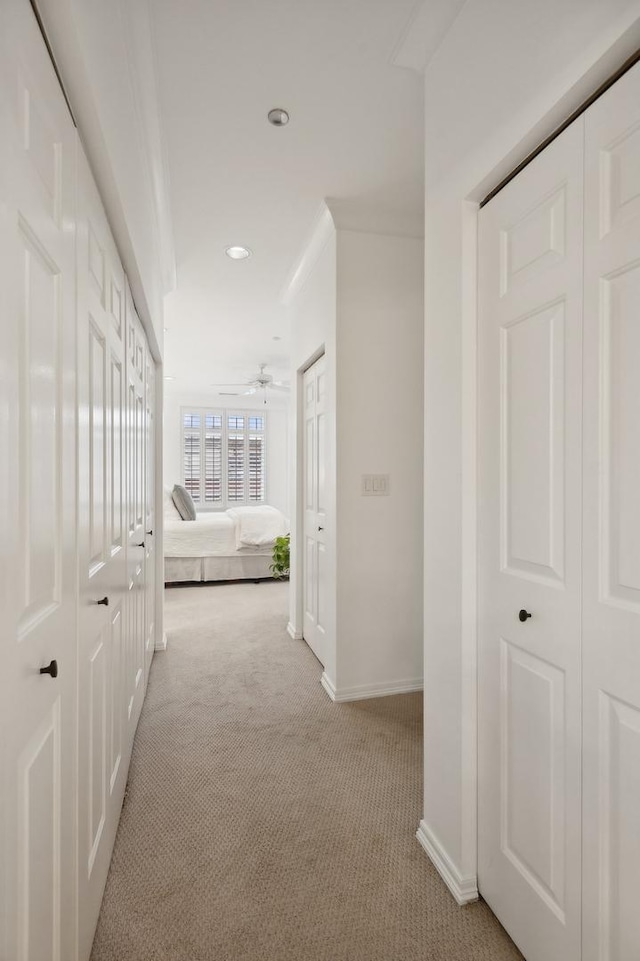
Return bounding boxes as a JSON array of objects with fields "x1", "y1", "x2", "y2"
[{"x1": 163, "y1": 487, "x2": 182, "y2": 521}]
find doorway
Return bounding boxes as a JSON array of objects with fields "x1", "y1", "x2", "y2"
[{"x1": 301, "y1": 353, "x2": 327, "y2": 665}]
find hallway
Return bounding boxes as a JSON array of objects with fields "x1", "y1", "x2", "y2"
[{"x1": 90, "y1": 582, "x2": 521, "y2": 961}]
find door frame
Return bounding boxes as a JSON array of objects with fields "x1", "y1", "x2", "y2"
[{"x1": 449, "y1": 25, "x2": 640, "y2": 904}]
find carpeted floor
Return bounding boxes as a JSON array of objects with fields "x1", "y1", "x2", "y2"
[{"x1": 90, "y1": 580, "x2": 522, "y2": 961}]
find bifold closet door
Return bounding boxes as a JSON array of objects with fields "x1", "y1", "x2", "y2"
[
  {"x1": 302, "y1": 355, "x2": 327, "y2": 666},
  {"x1": 125, "y1": 285, "x2": 147, "y2": 727},
  {"x1": 0, "y1": 2, "x2": 78, "y2": 959},
  {"x1": 144, "y1": 352, "x2": 156, "y2": 683},
  {"x1": 477, "y1": 121, "x2": 584, "y2": 961},
  {"x1": 582, "y1": 61, "x2": 640, "y2": 961},
  {"x1": 76, "y1": 146, "x2": 130, "y2": 961}
]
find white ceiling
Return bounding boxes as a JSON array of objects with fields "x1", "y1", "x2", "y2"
[{"x1": 152, "y1": 0, "x2": 432, "y2": 392}]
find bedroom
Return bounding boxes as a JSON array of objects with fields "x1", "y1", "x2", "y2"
[{"x1": 162, "y1": 378, "x2": 291, "y2": 587}]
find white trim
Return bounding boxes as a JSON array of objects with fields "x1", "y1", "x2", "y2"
[
  {"x1": 155, "y1": 631, "x2": 168, "y2": 652},
  {"x1": 389, "y1": 0, "x2": 467, "y2": 75},
  {"x1": 321, "y1": 672, "x2": 423, "y2": 702},
  {"x1": 286, "y1": 622, "x2": 303, "y2": 640},
  {"x1": 416, "y1": 820, "x2": 478, "y2": 905},
  {"x1": 280, "y1": 205, "x2": 335, "y2": 306},
  {"x1": 326, "y1": 198, "x2": 424, "y2": 239},
  {"x1": 460, "y1": 199, "x2": 479, "y2": 882},
  {"x1": 320, "y1": 672, "x2": 337, "y2": 700}
]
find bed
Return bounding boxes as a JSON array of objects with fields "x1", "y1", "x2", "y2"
[{"x1": 163, "y1": 491, "x2": 288, "y2": 584}]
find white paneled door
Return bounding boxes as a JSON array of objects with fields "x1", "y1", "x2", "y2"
[
  {"x1": 479, "y1": 59, "x2": 640, "y2": 961},
  {"x1": 1, "y1": 3, "x2": 158, "y2": 960},
  {"x1": 478, "y1": 121, "x2": 584, "y2": 961},
  {"x1": 76, "y1": 146, "x2": 131, "y2": 961},
  {"x1": 144, "y1": 354, "x2": 156, "y2": 684},
  {"x1": 0, "y1": 1, "x2": 78, "y2": 959},
  {"x1": 582, "y1": 63, "x2": 640, "y2": 961},
  {"x1": 302, "y1": 355, "x2": 327, "y2": 665},
  {"x1": 125, "y1": 281, "x2": 147, "y2": 730}
]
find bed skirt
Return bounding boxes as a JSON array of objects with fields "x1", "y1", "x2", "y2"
[{"x1": 164, "y1": 554, "x2": 274, "y2": 584}]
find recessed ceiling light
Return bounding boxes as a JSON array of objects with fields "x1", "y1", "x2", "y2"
[
  {"x1": 268, "y1": 108, "x2": 289, "y2": 127},
  {"x1": 272, "y1": 335, "x2": 281, "y2": 341},
  {"x1": 225, "y1": 245, "x2": 251, "y2": 260}
]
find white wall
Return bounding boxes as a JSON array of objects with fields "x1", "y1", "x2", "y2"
[
  {"x1": 336, "y1": 230, "x2": 424, "y2": 692},
  {"x1": 163, "y1": 388, "x2": 291, "y2": 517},
  {"x1": 287, "y1": 211, "x2": 424, "y2": 696},
  {"x1": 421, "y1": 0, "x2": 640, "y2": 896}
]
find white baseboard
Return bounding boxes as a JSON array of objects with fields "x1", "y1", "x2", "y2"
[
  {"x1": 416, "y1": 820, "x2": 478, "y2": 905},
  {"x1": 286, "y1": 622, "x2": 303, "y2": 640},
  {"x1": 155, "y1": 631, "x2": 168, "y2": 652},
  {"x1": 320, "y1": 672, "x2": 338, "y2": 700},
  {"x1": 320, "y1": 672, "x2": 423, "y2": 703}
]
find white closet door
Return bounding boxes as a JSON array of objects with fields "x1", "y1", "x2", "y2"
[
  {"x1": 125, "y1": 284, "x2": 146, "y2": 731},
  {"x1": 76, "y1": 146, "x2": 130, "y2": 961},
  {"x1": 0, "y1": 2, "x2": 78, "y2": 959},
  {"x1": 144, "y1": 351, "x2": 156, "y2": 683},
  {"x1": 582, "y1": 61, "x2": 640, "y2": 961},
  {"x1": 303, "y1": 355, "x2": 327, "y2": 665},
  {"x1": 478, "y1": 121, "x2": 584, "y2": 961}
]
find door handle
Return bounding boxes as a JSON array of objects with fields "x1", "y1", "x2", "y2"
[
  {"x1": 40, "y1": 659, "x2": 58, "y2": 679},
  {"x1": 518, "y1": 609, "x2": 532, "y2": 622},
  {"x1": 136, "y1": 541, "x2": 145, "y2": 548},
  {"x1": 96, "y1": 596, "x2": 109, "y2": 606},
  {"x1": 318, "y1": 526, "x2": 324, "y2": 531},
  {"x1": 146, "y1": 530, "x2": 153, "y2": 536}
]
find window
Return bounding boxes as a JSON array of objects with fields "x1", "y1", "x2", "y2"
[{"x1": 181, "y1": 408, "x2": 266, "y2": 509}]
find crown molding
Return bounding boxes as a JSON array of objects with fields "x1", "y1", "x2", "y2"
[
  {"x1": 390, "y1": 0, "x2": 469, "y2": 74},
  {"x1": 280, "y1": 204, "x2": 336, "y2": 306},
  {"x1": 326, "y1": 197, "x2": 424, "y2": 239}
]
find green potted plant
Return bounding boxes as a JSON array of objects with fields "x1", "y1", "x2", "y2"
[{"x1": 270, "y1": 534, "x2": 290, "y2": 579}]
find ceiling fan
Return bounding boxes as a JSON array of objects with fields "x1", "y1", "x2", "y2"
[{"x1": 211, "y1": 364, "x2": 290, "y2": 402}]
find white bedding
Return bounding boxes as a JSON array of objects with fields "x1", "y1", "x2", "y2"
[
  {"x1": 226, "y1": 505, "x2": 288, "y2": 548},
  {"x1": 164, "y1": 506, "x2": 288, "y2": 559}
]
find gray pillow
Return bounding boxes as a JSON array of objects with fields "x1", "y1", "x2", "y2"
[{"x1": 172, "y1": 484, "x2": 196, "y2": 521}]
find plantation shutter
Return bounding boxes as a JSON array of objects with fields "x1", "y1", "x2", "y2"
[
  {"x1": 248, "y1": 415, "x2": 265, "y2": 502},
  {"x1": 204, "y1": 413, "x2": 223, "y2": 503},
  {"x1": 183, "y1": 412, "x2": 201, "y2": 502},
  {"x1": 181, "y1": 408, "x2": 267, "y2": 507},
  {"x1": 227, "y1": 415, "x2": 245, "y2": 502}
]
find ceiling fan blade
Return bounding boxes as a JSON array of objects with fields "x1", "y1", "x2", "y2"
[
  {"x1": 268, "y1": 383, "x2": 290, "y2": 392},
  {"x1": 210, "y1": 383, "x2": 251, "y2": 389}
]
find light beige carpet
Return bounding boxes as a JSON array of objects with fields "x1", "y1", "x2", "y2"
[{"x1": 90, "y1": 580, "x2": 522, "y2": 961}]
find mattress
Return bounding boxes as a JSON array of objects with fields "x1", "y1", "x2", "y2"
[{"x1": 164, "y1": 512, "x2": 273, "y2": 558}]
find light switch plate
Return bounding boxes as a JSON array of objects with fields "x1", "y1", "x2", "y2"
[{"x1": 362, "y1": 474, "x2": 390, "y2": 496}]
